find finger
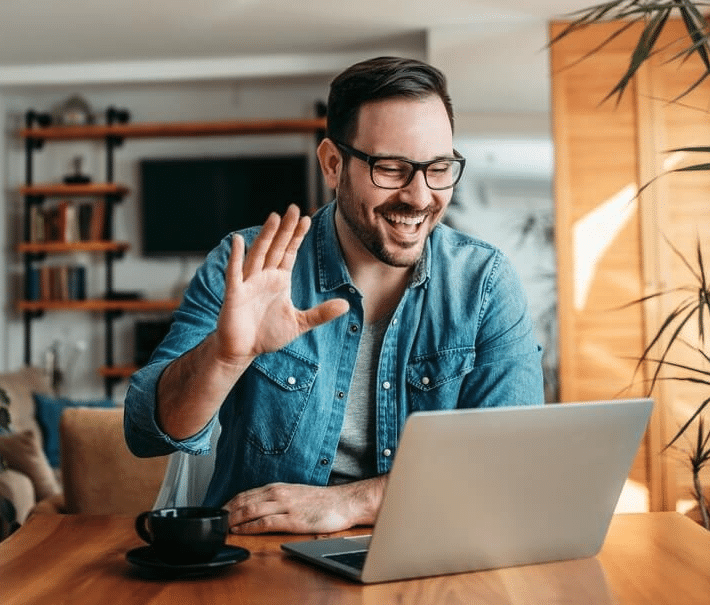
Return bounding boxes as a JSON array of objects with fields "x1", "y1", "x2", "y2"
[
  {"x1": 263, "y1": 204, "x2": 301, "y2": 269},
  {"x1": 224, "y1": 233, "x2": 245, "y2": 295},
  {"x1": 242, "y1": 212, "x2": 280, "y2": 278},
  {"x1": 298, "y1": 298, "x2": 350, "y2": 333},
  {"x1": 279, "y1": 214, "x2": 311, "y2": 272},
  {"x1": 230, "y1": 513, "x2": 293, "y2": 535},
  {"x1": 227, "y1": 498, "x2": 285, "y2": 528},
  {"x1": 223, "y1": 483, "x2": 284, "y2": 523}
]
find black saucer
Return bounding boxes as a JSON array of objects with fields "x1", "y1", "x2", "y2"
[{"x1": 126, "y1": 544, "x2": 250, "y2": 578}]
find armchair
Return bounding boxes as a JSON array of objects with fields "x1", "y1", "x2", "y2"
[{"x1": 36, "y1": 407, "x2": 168, "y2": 515}]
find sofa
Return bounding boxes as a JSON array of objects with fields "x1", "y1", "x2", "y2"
[{"x1": 0, "y1": 367, "x2": 61, "y2": 533}]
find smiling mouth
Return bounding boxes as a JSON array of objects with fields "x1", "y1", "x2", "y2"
[{"x1": 381, "y1": 211, "x2": 427, "y2": 234}]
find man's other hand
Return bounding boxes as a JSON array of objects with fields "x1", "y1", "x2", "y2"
[{"x1": 224, "y1": 477, "x2": 387, "y2": 534}]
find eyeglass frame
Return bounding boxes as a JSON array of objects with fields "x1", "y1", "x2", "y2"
[{"x1": 333, "y1": 140, "x2": 466, "y2": 190}]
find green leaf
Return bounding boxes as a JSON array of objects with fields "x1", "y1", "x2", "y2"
[
  {"x1": 603, "y1": 8, "x2": 672, "y2": 104},
  {"x1": 672, "y1": 162, "x2": 710, "y2": 171},
  {"x1": 668, "y1": 146, "x2": 710, "y2": 152},
  {"x1": 666, "y1": 396, "x2": 710, "y2": 449},
  {"x1": 678, "y1": 0, "x2": 710, "y2": 70}
]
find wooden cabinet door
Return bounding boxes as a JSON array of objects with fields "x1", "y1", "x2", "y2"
[{"x1": 550, "y1": 21, "x2": 667, "y2": 511}]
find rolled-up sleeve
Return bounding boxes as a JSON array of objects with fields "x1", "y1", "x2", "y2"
[
  {"x1": 124, "y1": 360, "x2": 218, "y2": 457},
  {"x1": 123, "y1": 234, "x2": 236, "y2": 459}
]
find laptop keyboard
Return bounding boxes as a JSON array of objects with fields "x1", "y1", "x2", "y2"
[{"x1": 324, "y1": 550, "x2": 368, "y2": 570}]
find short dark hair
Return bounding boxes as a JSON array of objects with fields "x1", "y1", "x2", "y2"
[{"x1": 326, "y1": 56, "x2": 454, "y2": 144}]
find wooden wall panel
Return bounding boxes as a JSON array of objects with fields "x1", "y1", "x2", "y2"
[
  {"x1": 550, "y1": 23, "x2": 646, "y2": 400},
  {"x1": 550, "y1": 21, "x2": 653, "y2": 509},
  {"x1": 551, "y1": 19, "x2": 710, "y2": 513}
]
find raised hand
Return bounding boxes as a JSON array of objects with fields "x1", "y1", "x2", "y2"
[
  {"x1": 213, "y1": 204, "x2": 349, "y2": 368},
  {"x1": 156, "y1": 205, "x2": 348, "y2": 440}
]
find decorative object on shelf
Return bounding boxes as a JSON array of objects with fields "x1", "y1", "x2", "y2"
[
  {"x1": 106, "y1": 106, "x2": 130, "y2": 125},
  {"x1": 104, "y1": 291, "x2": 142, "y2": 301},
  {"x1": 24, "y1": 110, "x2": 51, "y2": 129},
  {"x1": 53, "y1": 95, "x2": 94, "y2": 127},
  {"x1": 63, "y1": 156, "x2": 91, "y2": 185}
]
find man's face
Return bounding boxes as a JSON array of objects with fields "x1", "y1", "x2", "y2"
[{"x1": 334, "y1": 95, "x2": 455, "y2": 268}]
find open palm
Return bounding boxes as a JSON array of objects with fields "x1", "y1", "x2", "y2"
[{"x1": 214, "y1": 205, "x2": 348, "y2": 366}]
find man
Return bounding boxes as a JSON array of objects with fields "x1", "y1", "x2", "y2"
[{"x1": 124, "y1": 56, "x2": 544, "y2": 535}]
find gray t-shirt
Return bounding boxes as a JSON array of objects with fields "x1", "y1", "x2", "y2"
[{"x1": 328, "y1": 312, "x2": 391, "y2": 485}]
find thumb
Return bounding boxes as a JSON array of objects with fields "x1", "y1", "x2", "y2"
[{"x1": 299, "y1": 298, "x2": 349, "y2": 333}]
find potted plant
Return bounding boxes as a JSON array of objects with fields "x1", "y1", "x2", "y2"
[{"x1": 550, "y1": 0, "x2": 710, "y2": 528}]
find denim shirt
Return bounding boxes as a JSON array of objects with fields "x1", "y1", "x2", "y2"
[{"x1": 124, "y1": 201, "x2": 544, "y2": 507}]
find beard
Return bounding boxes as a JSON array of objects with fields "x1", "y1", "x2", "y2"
[{"x1": 336, "y1": 170, "x2": 436, "y2": 268}]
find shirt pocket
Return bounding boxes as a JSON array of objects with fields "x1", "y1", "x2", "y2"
[
  {"x1": 242, "y1": 349, "x2": 319, "y2": 454},
  {"x1": 406, "y1": 347, "x2": 476, "y2": 412}
]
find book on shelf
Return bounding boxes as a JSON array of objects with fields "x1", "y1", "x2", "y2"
[
  {"x1": 78, "y1": 202, "x2": 93, "y2": 240},
  {"x1": 88, "y1": 199, "x2": 107, "y2": 241},
  {"x1": 29, "y1": 205, "x2": 45, "y2": 243},
  {"x1": 26, "y1": 265, "x2": 86, "y2": 301},
  {"x1": 27, "y1": 200, "x2": 106, "y2": 243},
  {"x1": 25, "y1": 267, "x2": 41, "y2": 301}
]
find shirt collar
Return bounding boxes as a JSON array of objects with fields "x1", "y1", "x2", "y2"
[{"x1": 315, "y1": 201, "x2": 431, "y2": 293}]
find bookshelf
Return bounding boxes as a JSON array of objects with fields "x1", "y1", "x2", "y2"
[{"x1": 19, "y1": 109, "x2": 327, "y2": 396}]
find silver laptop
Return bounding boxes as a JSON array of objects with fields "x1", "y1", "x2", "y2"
[{"x1": 281, "y1": 398, "x2": 653, "y2": 583}]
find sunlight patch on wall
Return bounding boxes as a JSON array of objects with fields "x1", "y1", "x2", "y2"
[
  {"x1": 573, "y1": 184, "x2": 637, "y2": 310},
  {"x1": 614, "y1": 479, "x2": 649, "y2": 513}
]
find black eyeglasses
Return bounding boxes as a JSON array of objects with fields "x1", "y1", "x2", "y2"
[{"x1": 334, "y1": 141, "x2": 466, "y2": 190}]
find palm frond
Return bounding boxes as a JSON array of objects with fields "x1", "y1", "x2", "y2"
[
  {"x1": 666, "y1": 396, "x2": 710, "y2": 448},
  {"x1": 552, "y1": 20, "x2": 642, "y2": 75},
  {"x1": 669, "y1": 68, "x2": 710, "y2": 102},
  {"x1": 629, "y1": 238, "x2": 710, "y2": 394},
  {"x1": 603, "y1": 8, "x2": 673, "y2": 104},
  {"x1": 677, "y1": 0, "x2": 710, "y2": 70},
  {"x1": 613, "y1": 286, "x2": 692, "y2": 310},
  {"x1": 554, "y1": 0, "x2": 710, "y2": 103},
  {"x1": 665, "y1": 234, "x2": 703, "y2": 283},
  {"x1": 643, "y1": 351, "x2": 710, "y2": 377},
  {"x1": 634, "y1": 299, "x2": 698, "y2": 388},
  {"x1": 673, "y1": 162, "x2": 710, "y2": 171},
  {"x1": 669, "y1": 145, "x2": 710, "y2": 152}
]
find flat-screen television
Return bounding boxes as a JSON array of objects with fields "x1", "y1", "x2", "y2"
[{"x1": 140, "y1": 154, "x2": 309, "y2": 256}]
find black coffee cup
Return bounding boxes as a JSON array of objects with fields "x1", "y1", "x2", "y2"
[{"x1": 135, "y1": 506, "x2": 229, "y2": 565}]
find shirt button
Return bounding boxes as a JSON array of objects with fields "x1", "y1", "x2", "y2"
[
  {"x1": 421, "y1": 376, "x2": 430, "y2": 385},
  {"x1": 392, "y1": 317, "x2": 398, "y2": 325},
  {"x1": 382, "y1": 381, "x2": 391, "y2": 390},
  {"x1": 337, "y1": 391, "x2": 345, "y2": 399},
  {"x1": 320, "y1": 458, "x2": 329, "y2": 466},
  {"x1": 382, "y1": 448, "x2": 392, "y2": 457},
  {"x1": 287, "y1": 376, "x2": 296, "y2": 385},
  {"x1": 348, "y1": 287, "x2": 356, "y2": 294},
  {"x1": 350, "y1": 324, "x2": 358, "y2": 333}
]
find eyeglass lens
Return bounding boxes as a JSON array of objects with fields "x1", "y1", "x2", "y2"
[{"x1": 371, "y1": 158, "x2": 462, "y2": 190}]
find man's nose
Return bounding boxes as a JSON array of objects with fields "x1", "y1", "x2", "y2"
[{"x1": 399, "y1": 169, "x2": 433, "y2": 207}]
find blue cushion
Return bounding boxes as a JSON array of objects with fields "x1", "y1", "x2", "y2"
[{"x1": 33, "y1": 393, "x2": 115, "y2": 468}]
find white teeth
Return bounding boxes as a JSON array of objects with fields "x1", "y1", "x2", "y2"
[{"x1": 383, "y1": 213, "x2": 425, "y2": 225}]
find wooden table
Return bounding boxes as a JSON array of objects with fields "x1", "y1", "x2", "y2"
[{"x1": 1, "y1": 512, "x2": 708, "y2": 604}]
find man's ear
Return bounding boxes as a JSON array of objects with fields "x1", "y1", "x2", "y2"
[{"x1": 317, "y1": 138, "x2": 343, "y2": 191}]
